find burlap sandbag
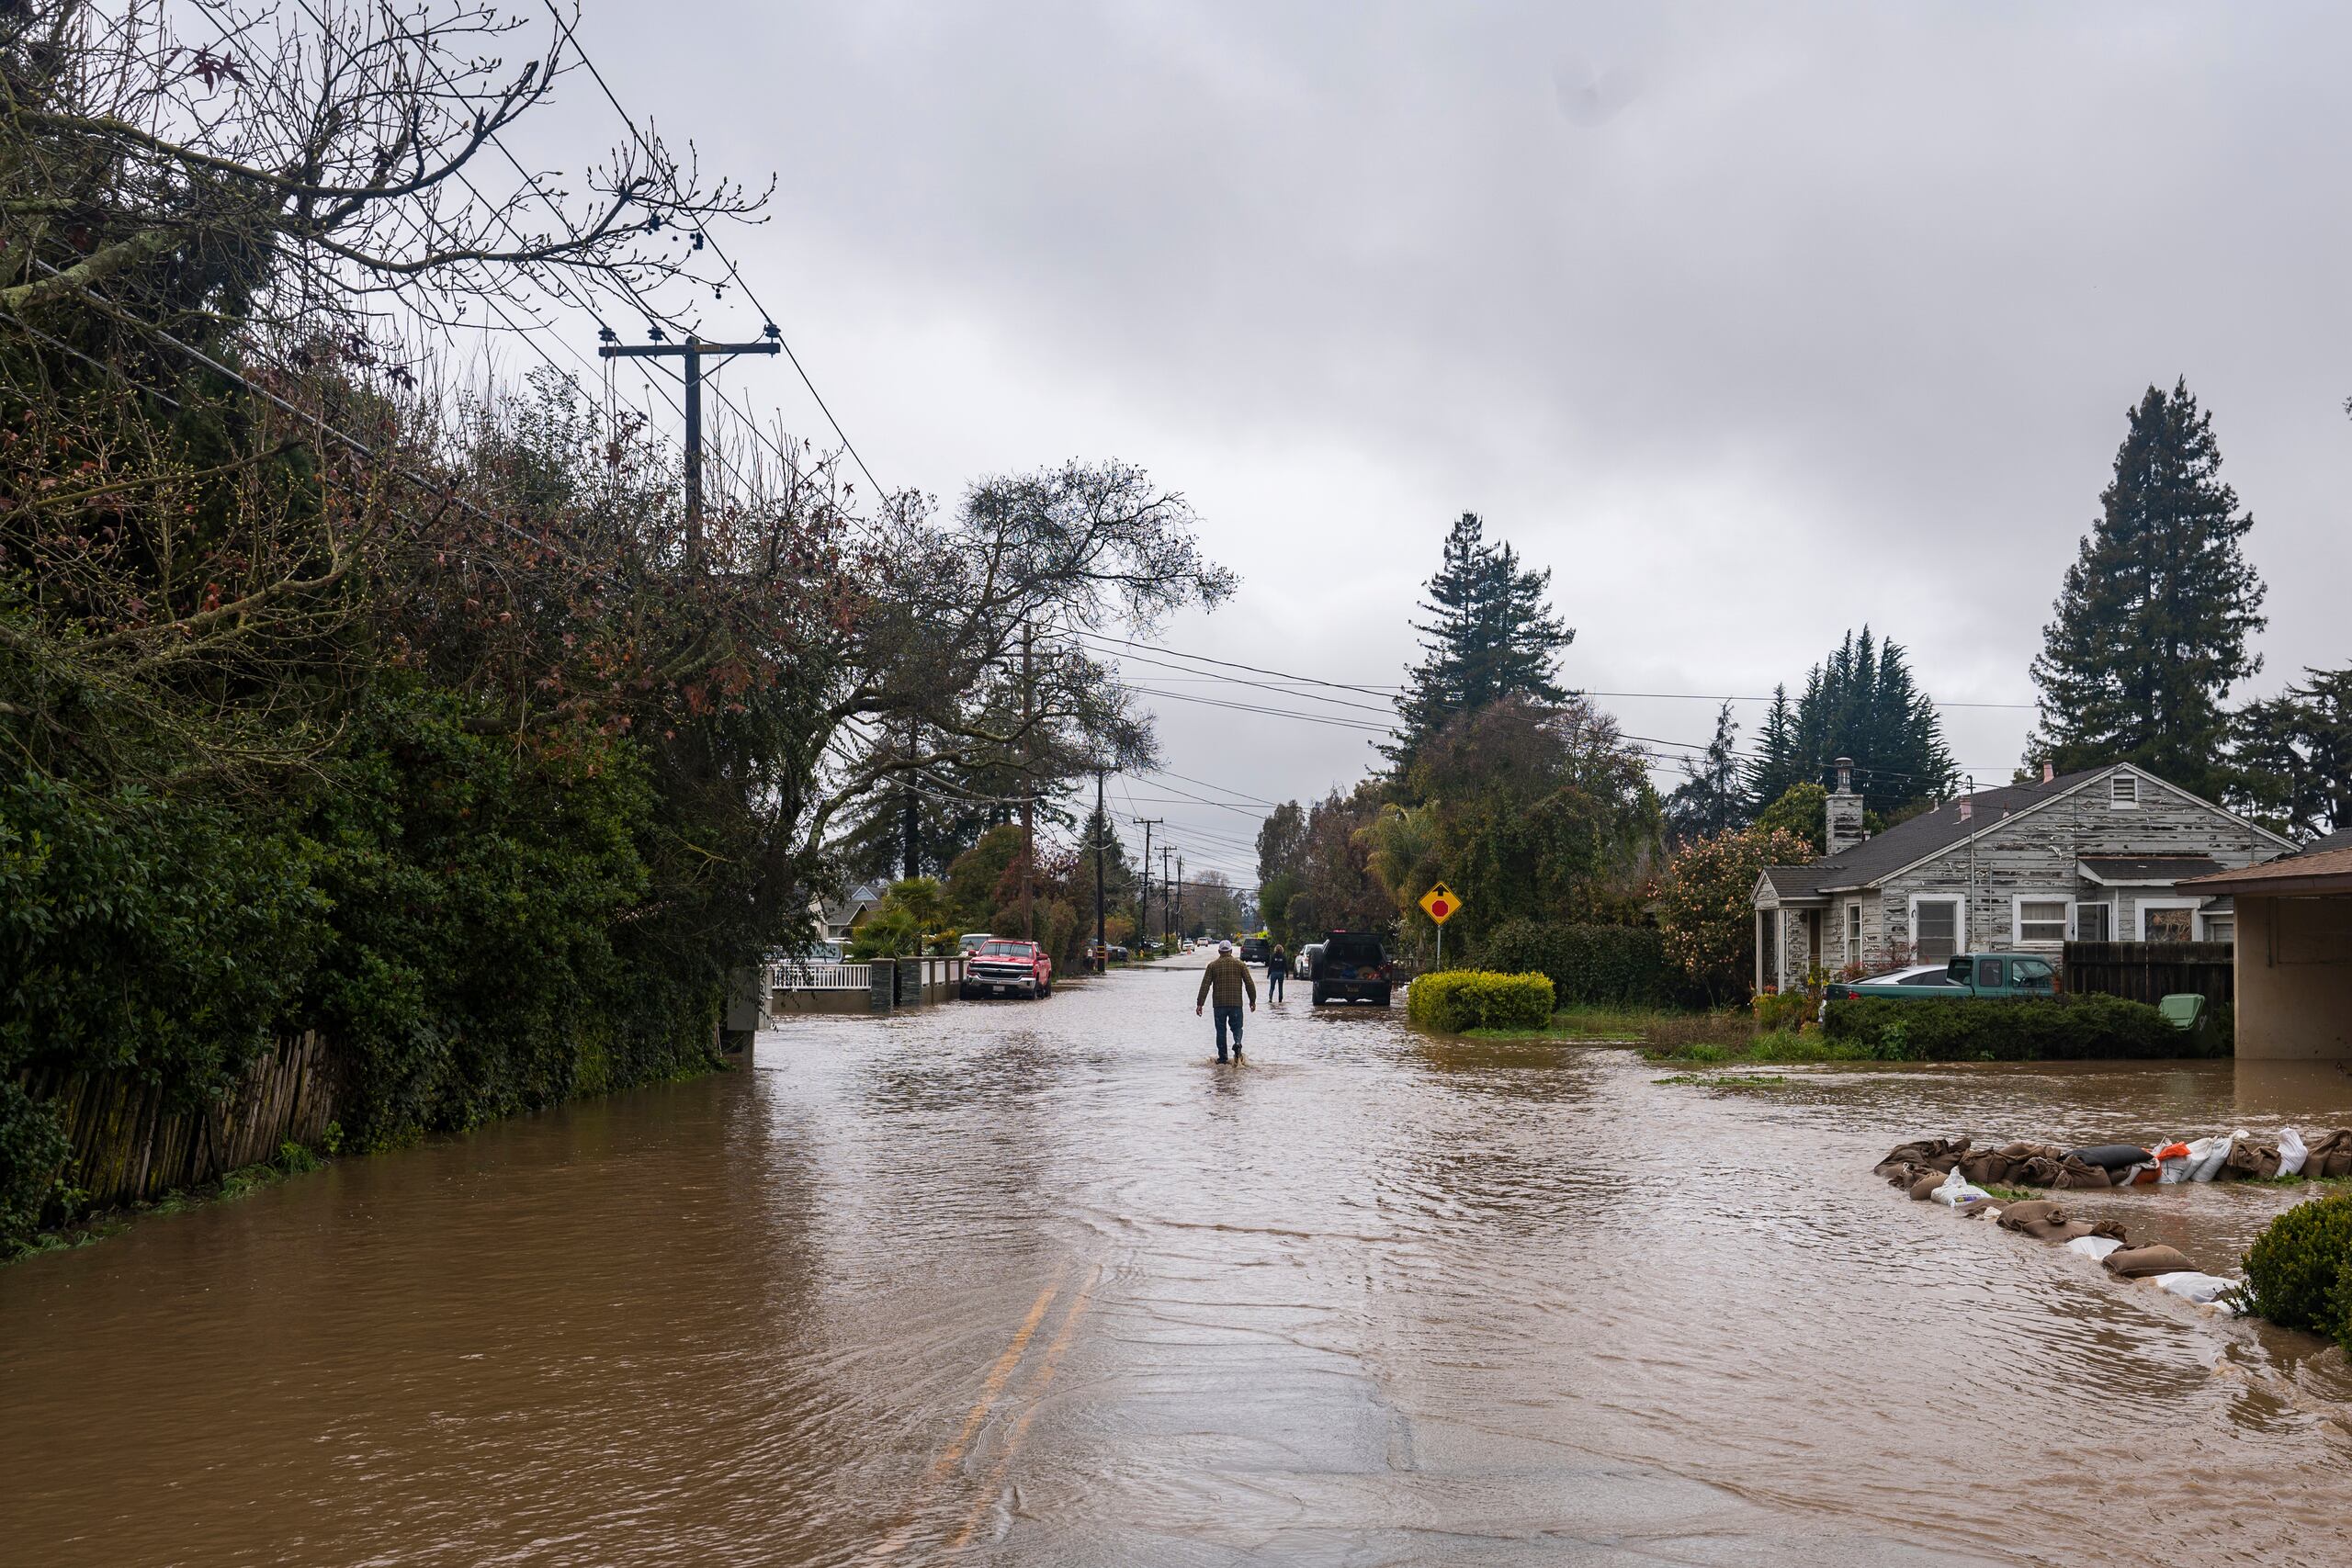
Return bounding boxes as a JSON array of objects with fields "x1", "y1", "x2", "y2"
[
  {"x1": 2302, "y1": 1130, "x2": 2352, "y2": 1180},
  {"x1": 1875, "y1": 1137, "x2": 1970, "y2": 1179},
  {"x1": 2222, "y1": 1138, "x2": 2282, "y2": 1181},
  {"x1": 2103, "y1": 1245, "x2": 2195, "y2": 1279},
  {"x1": 2051, "y1": 1157, "x2": 2114, "y2": 1190},
  {"x1": 1909, "y1": 1171, "x2": 1947, "y2": 1201}
]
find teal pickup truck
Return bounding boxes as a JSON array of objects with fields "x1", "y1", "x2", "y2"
[{"x1": 1824, "y1": 953, "x2": 2059, "y2": 1003}]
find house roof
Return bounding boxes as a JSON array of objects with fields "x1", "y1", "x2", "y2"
[
  {"x1": 2309, "y1": 829, "x2": 2352, "y2": 854},
  {"x1": 1757, "y1": 865, "x2": 1832, "y2": 905},
  {"x1": 2078, "y1": 854, "x2": 2227, "y2": 886},
  {"x1": 2178, "y1": 844, "x2": 2352, "y2": 897},
  {"x1": 1796, "y1": 768, "x2": 2111, "y2": 892}
]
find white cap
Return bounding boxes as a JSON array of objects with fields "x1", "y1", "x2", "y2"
[{"x1": 1217, "y1": 941, "x2": 1232, "y2": 953}]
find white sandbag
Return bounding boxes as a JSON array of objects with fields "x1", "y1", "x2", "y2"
[
  {"x1": 2065, "y1": 1235, "x2": 2125, "y2": 1261},
  {"x1": 2185, "y1": 1132, "x2": 2241, "y2": 1183},
  {"x1": 1931, "y1": 1166, "x2": 1990, "y2": 1207},
  {"x1": 2151, "y1": 1271, "x2": 2238, "y2": 1306},
  {"x1": 2157, "y1": 1145, "x2": 2193, "y2": 1184},
  {"x1": 2278, "y1": 1127, "x2": 2308, "y2": 1179}
]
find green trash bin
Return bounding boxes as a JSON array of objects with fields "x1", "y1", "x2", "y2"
[{"x1": 2158, "y1": 993, "x2": 2208, "y2": 1032}]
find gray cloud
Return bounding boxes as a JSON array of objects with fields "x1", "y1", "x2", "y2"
[{"x1": 530, "y1": 1, "x2": 2352, "y2": 847}]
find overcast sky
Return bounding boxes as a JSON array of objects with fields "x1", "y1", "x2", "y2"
[{"x1": 521, "y1": 2, "x2": 2352, "y2": 883}]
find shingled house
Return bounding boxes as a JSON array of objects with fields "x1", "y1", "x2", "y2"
[{"x1": 1751, "y1": 759, "x2": 2298, "y2": 992}]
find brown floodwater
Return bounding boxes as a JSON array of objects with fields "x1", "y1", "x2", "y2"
[{"x1": 6, "y1": 961, "x2": 2352, "y2": 1565}]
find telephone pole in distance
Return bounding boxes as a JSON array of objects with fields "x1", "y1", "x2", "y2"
[{"x1": 596, "y1": 327, "x2": 781, "y2": 567}]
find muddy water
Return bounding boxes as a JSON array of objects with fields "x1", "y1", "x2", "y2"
[{"x1": 6, "y1": 966, "x2": 2352, "y2": 1565}]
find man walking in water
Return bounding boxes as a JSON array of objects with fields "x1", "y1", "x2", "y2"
[
  {"x1": 1195, "y1": 941, "x2": 1257, "y2": 1061},
  {"x1": 1265, "y1": 941, "x2": 1287, "y2": 1003}
]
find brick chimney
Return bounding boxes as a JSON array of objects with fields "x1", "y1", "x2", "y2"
[{"x1": 1826, "y1": 756, "x2": 1865, "y2": 855}]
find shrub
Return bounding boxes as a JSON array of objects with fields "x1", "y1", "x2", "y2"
[
  {"x1": 2241, "y1": 1191, "x2": 2352, "y2": 1348},
  {"x1": 1820, "y1": 993, "x2": 2206, "y2": 1061},
  {"x1": 1479, "y1": 919, "x2": 1686, "y2": 1007},
  {"x1": 1750, "y1": 988, "x2": 1811, "y2": 1034},
  {"x1": 1408, "y1": 970, "x2": 1556, "y2": 1033}
]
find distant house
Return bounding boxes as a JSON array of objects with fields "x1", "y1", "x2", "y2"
[
  {"x1": 1752, "y1": 759, "x2": 2298, "y2": 993},
  {"x1": 817, "y1": 882, "x2": 886, "y2": 943},
  {"x1": 2177, "y1": 829, "x2": 2352, "y2": 1060}
]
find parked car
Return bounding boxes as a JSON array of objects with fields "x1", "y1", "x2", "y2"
[
  {"x1": 1311, "y1": 931, "x2": 1394, "y2": 1006},
  {"x1": 961, "y1": 938, "x2": 1053, "y2": 999},
  {"x1": 1826, "y1": 953, "x2": 2059, "y2": 1004},
  {"x1": 1239, "y1": 935, "x2": 1272, "y2": 965},
  {"x1": 1296, "y1": 942, "x2": 1323, "y2": 979}
]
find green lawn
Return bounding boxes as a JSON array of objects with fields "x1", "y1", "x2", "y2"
[{"x1": 1464, "y1": 1003, "x2": 1755, "y2": 1049}]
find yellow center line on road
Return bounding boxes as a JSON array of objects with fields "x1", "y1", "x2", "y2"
[
  {"x1": 866, "y1": 1275, "x2": 1064, "y2": 1561},
  {"x1": 948, "y1": 1263, "x2": 1103, "y2": 1551}
]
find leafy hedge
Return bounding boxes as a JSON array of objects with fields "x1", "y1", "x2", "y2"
[
  {"x1": 1478, "y1": 919, "x2": 1684, "y2": 1007},
  {"x1": 1408, "y1": 970, "x2": 1555, "y2": 1033},
  {"x1": 1821, "y1": 992, "x2": 2214, "y2": 1061},
  {"x1": 2241, "y1": 1191, "x2": 2352, "y2": 1348},
  {"x1": 0, "y1": 687, "x2": 729, "y2": 1256}
]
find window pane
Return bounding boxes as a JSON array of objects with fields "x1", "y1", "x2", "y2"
[
  {"x1": 2144, "y1": 908, "x2": 2193, "y2": 942},
  {"x1": 2076, "y1": 905, "x2": 2112, "y2": 942},
  {"x1": 2203, "y1": 918, "x2": 2234, "y2": 944},
  {"x1": 2018, "y1": 899, "x2": 2068, "y2": 942},
  {"x1": 1976, "y1": 957, "x2": 2002, "y2": 987},
  {"x1": 1915, "y1": 900, "x2": 1958, "y2": 961}
]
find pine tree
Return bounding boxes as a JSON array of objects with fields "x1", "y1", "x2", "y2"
[
  {"x1": 2231, "y1": 666, "x2": 2352, "y2": 840},
  {"x1": 1385, "y1": 512, "x2": 1574, "y2": 766},
  {"x1": 1665, "y1": 702, "x2": 1744, "y2": 842},
  {"x1": 1744, "y1": 683, "x2": 1804, "y2": 807},
  {"x1": 2030, "y1": 379, "x2": 2267, "y2": 798},
  {"x1": 1746, "y1": 630, "x2": 1956, "y2": 818}
]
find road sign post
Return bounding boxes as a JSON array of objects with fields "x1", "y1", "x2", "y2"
[{"x1": 1418, "y1": 882, "x2": 1464, "y2": 971}]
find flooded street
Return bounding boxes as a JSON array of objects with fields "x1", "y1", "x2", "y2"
[{"x1": 8, "y1": 960, "x2": 2352, "y2": 1565}]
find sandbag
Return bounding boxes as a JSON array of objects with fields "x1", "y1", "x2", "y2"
[
  {"x1": 2051, "y1": 1157, "x2": 2113, "y2": 1190},
  {"x1": 2104, "y1": 1245, "x2": 2196, "y2": 1279},
  {"x1": 2151, "y1": 1271, "x2": 2238, "y2": 1306},
  {"x1": 2066, "y1": 1235, "x2": 2126, "y2": 1261},
  {"x1": 2183, "y1": 1134, "x2": 2240, "y2": 1183},
  {"x1": 2222, "y1": 1137, "x2": 2281, "y2": 1181},
  {"x1": 1875, "y1": 1137, "x2": 1970, "y2": 1179},
  {"x1": 1909, "y1": 1171, "x2": 1947, "y2": 1201},
  {"x1": 2303, "y1": 1129, "x2": 2352, "y2": 1179},
  {"x1": 1996, "y1": 1200, "x2": 2064, "y2": 1233},
  {"x1": 2154, "y1": 1142, "x2": 2194, "y2": 1184},
  {"x1": 2064, "y1": 1144, "x2": 2152, "y2": 1172},
  {"x1": 2278, "y1": 1127, "x2": 2308, "y2": 1179},
  {"x1": 1930, "y1": 1167, "x2": 1991, "y2": 1208}
]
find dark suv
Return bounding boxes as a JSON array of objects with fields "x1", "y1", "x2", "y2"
[
  {"x1": 1239, "y1": 935, "x2": 1271, "y2": 965},
  {"x1": 1311, "y1": 931, "x2": 1393, "y2": 1007}
]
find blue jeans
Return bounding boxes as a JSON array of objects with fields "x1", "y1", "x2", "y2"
[
  {"x1": 1266, "y1": 967, "x2": 1284, "y2": 1001},
  {"x1": 1213, "y1": 1004, "x2": 1245, "y2": 1054}
]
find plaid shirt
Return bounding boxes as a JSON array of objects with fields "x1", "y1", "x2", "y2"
[{"x1": 1196, "y1": 954, "x2": 1257, "y2": 1008}]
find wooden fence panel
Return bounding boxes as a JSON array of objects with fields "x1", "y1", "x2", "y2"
[
  {"x1": 2064, "y1": 942, "x2": 2234, "y2": 1008},
  {"x1": 20, "y1": 1032, "x2": 336, "y2": 1211}
]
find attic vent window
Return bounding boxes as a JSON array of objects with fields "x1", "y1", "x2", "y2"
[{"x1": 2111, "y1": 774, "x2": 2139, "y2": 809}]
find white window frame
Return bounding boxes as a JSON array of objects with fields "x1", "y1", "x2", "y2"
[
  {"x1": 2010, "y1": 894, "x2": 2074, "y2": 948},
  {"x1": 2198, "y1": 908, "x2": 2235, "y2": 942},
  {"x1": 2135, "y1": 897, "x2": 2199, "y2": 942},
  {"x1": 1846, "y1": 899, "x2": 1863, "y2": 962},
  {"x1": 1907, "y1": 893, "x2": 1967, "y2": 960},
  {"x1": 2110, "y1": 772, "x2": 2140, "y2": 809},
  {"x1": 2072, "y1": 900, "x2": 2116, "y2": 943}
]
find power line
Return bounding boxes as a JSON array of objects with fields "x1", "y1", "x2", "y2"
[{"x1": 540, "y1": 0, "x2": 893, "y2": 507}]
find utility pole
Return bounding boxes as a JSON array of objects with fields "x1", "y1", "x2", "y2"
[
  {"x1": 1135, "y1": 818, "x2": 1161, "y2": 953},
  {"x1": 1174, "y1": 854, "x2": 1185, "y2": 945},
  {"x1": 596, "y1": 328, "x2": 781, "y2": 567},
  {"x1": 900, "y1": 716, "x2": 919, "y2": 883},
  {"x1": 1093, "y1": 769, "x2": 1108, "y2": 971},
  {"x1": 1161, "y1": 846, "x2": 1173, "y2": 951},
  {"x1": 1019, "y1": 620, "x2": 1035, "y2": 941}
]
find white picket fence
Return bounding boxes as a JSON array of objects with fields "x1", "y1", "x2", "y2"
[{"x1": 768, "y1": 961, "x2": 871, "y2": 992}]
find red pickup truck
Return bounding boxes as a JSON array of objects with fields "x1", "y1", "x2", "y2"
[{"x1": 961, "y1": 939, "x2": 1053, "y2": 1000}]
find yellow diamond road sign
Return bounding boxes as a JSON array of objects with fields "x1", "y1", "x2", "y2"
[{"x1": 1419, "y1": 883, "x2": 1463, "y2": 924}]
